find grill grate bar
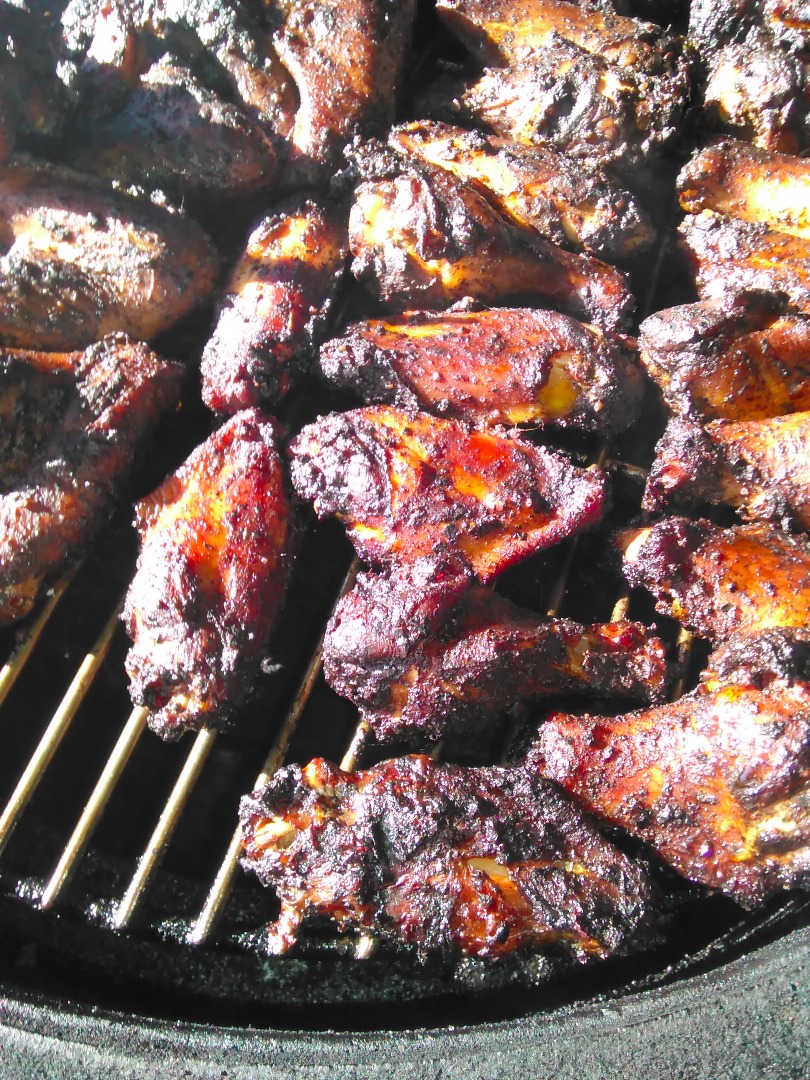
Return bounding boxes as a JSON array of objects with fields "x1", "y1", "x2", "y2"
[
  {"x1": 40, "y1": 705, "x2": 149, "y2": 910},
  {"x1": 114, "y1": 724, "x2": 219, "y2": 929},
  {"x1": 0, "y1": 599, "x2": 123, "y2": 858},
  {"x1": 187, "y1": 559, "x2": 359, "y2": 946},
  {"x1": 0, "y1": 567, "x2": 78, "y2": 709}
]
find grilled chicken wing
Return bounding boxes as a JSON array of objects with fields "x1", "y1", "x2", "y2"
[
  {"x1": 638, "y1": 292, "x2": 810, "y2": 422},
  {"x1": 289, "y1": 406, "x2": 606, "y2": 584},
  {"x1": 349, "y1": 162, "x2": 635, "y2": 332},
  {"x1": 324, "y1": 570, "x2": 669, "y2": 745},
  {"x1": 201, "y1": 194, "x2": 347, "y2": 414},
  {"x1": 319, "y1": 304, "x2": 644, "y2": 433},
  {"x1": 0, "y1": 158, "x2": 218, "y2": 351},
  {"x1": 386, "y1": 121, "x2": 655, "y2": 261},
  {"x1": 426, "y1": 0, "x2": 690, "y2": 173},
  {"x1": 680, "y1": 213, "x2": 810, "y2": 315},
  {"x1": 123, "y1": 410, "x2": 295, "y2": 739},
  {"x1": 534, "y1": 628, "x2": 810, "y2": 907},
  {"x1": 678, "y1": 139, "x2": 810, "y2": 240},
  {"x1": 0, "y1": 336, "x2": 182, "y2": 625},
  {"x1": 644, "y1": 413, "x2": 810, "y2": 531},
  {"x1": 619, "y1": 517, "x2": 810, "y2": 641},
  {"x1": 240, "y1": 754, "x2": 654, "y2": 958},
  {"x1": 68, "y1": 59, "x2": 278, "y2": 203},
  {"x1": 268, "y1": 0, "x2": 417, "y2": 188},
  {"x1": 688, "y1": 2, "x2": 809, "y2": 153}
]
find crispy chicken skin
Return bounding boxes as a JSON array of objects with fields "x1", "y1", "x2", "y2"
[
  {"x1": 619, "y1": 517, "x2": 810, "y2": 642},
  {"x1": 427, "y1": 0, "x2": 691, "y2": 172},
  {"x1": 644, "y1": 413, "x2": 810, "y2": 531},
  {"x1": 268, "y1": 0, "x2": 417, "y2": 188},
  {"x1": 534, "y1": 629, "x2": 810, "y2": 907},
  {"x1": 386, "y1": 121, "x2": 655, "y2": 261},
  {"x1": 319, "y1": 305, "x2": 644, "y2": 433},
  {"x1": 0, "y1": 158, "x2": 219, "y2": 351},
  {"x1": 680, "y1": 213, "x2": 810, "y2": 315},
  {"x1": 0, "y1": 336, "x2": 182, "y2": 625},
  {"x1": 288, "y1": 406, "x2": 606, "y2": 584},
  {"x1": 123, "y1": 410, "x2": 295, "y2": 739},
  {"x1": 638, "y1": 293, "x2": 810, "y2": 422},
  {"x1": 678, "y1": 140, "x2": 810, "y2": 241},
  {"x1": 349, "y1": 163, "x2": 635, "y2": 333},
  {"x1": 201, "y1": 194, "x2": 347, "y2": 414},
  {"x1": 68, "y1": 59, "x2": 278, "y2": 203},
  {"x1": 324, "y1": 570, "x2": 669, "y2": 745},
  {"x1": 240, "y1": 754, "x2": 654, "y2": 958}
]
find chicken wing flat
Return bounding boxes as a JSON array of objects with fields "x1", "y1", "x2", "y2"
[
  {"x1": 0, "y1": 158, "x2": 219, "y2": 351},
  {"x1": 324, "y1": 570, "x2": 669, "y2": 745},
  {"x1": 349, "y1": 164, "x2": 635, "y2": 333},
  {"x1": 0, "y1": 336, "x2": 182, "y2": 625},
  {"x1": 240, "y1": 754, "x2": 654, "y2": 958},
  {"x1": 644, "y1": 413, "x2": 810, "y2": 531},
  {"x1": 534, "y1": 628, "x2": 810, "y2": 906},
  {"x1": 123, "y1": 409, "x2": 295, "y2": 739},
  {"x1": 268, "y1": 0, "x2": 417, "y2": 188},
  {"x1": 68, "y1": 59, "x2": 278, "y2": 203},
  {"x1": 619, "y1": 517, "x2": 810, "y2": 641},
  {"x1": 288, "y1": 406, "x2": 606, "y2": 584},
  {"x1": 638, "y1": 292, "x2": 810, "y2": 422},
  {"x1": 319, "y1": 305, "x2": 644, "y2": 433},
  {"x1": 201, "y1": 194, "x2": 347, "y2": 415},
  {"x1": 678, "y1": 140, "x2": 810, "y2": 241},
  {"x1": 386, "y1": 121, "x2": 655, "y2": 261},
  {"x1": 428, "y1": 0, "x2": 690, "y2": 172},
  {"x1": 680, "y1": 213, "x2": 810, "y2": 315}
]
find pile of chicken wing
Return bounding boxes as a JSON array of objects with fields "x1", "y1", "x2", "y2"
[{"x1": 2, "y1": 0, "x2": 809, "y2": 968}]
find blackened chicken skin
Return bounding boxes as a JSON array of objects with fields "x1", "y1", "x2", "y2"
[
  {"x1": 678, "y1": 140, "x2": 810, "y2": 241},
  {"x1": 386, "y1": 121, "x2": 655, "y2": 261},
  {"x1": 619, "y1": 517, "x2": 810, "y2": 642},
  {"x1": 269, "y1": 0, "x2": 417, "y2": 189},
  {"x1": 69, "y1": 59, "x2": 278, "y2": 203},
  {"x1": 638, "y1": 293, "x2": 810, "y2": 422},
  {"x1": 289, "y1": 406, "x2": 606, "y2": 584},
  {"x1": 201, "y1": 194, "x2": 347, "y2": 414},
  {"x1": 240, "y1": 754, "x2": 654, "y2": 959},
  {"x1": 428, "y1": 0, "x2": 690, "y2": 172},
  {"x1": 644, "y1": 413, "x2": 810, "y2": 531},
  {"x1": 319, "y1": 305, "x2": 643, "y2": 433},
  {"x1": 534, "y1": 629, "x2": 810, "y2": 907},
  {"x1": 324, "y1": 571, "x2": 669, "y2": 745},
  {"x1": 0, "y1": 159, "x2": 219, "y2": 351},
  {"x1": 0, "y1": 3, "x2": 66, "y2": 162},
  {"x1": 349, "y1": 164, "x2": 635, "y2": 333},
  {"x1": 680, "y1": 213, "x2": 810, "y2": 315},
  {"x1": 123, "y1": 410, "x2": 295, "y2": 739},
  {"x1": 0, "y1": 336, "x2": 182, "y2": 625}
]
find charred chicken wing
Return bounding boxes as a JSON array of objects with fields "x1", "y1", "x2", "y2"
[
  {"x1": 201, "y1": 193, "x2": 348, "y2": 414},
  {"x1": 319, "y1": 304, "x2": 643, "y2": 433},
  {"x1": 386, "y1": 121, "x2": 655, "y2": 261},
  {"x1": 619, "y1": 517, "x2": 810, "y2": 642},
  {"x1": 644, "y1": 413, "x2": 810, "y2": 531},
  {"x1": 123, "y1": 410, "x2": 295, "y2": 739},
  {"x1": 349, "y1": 163, "x2": 635, "y2": 332},
  {"x1": 240, "y1": 753, "x2": 654, "y2": 958},
  {"x1": 0, "y1": 159, "x2": 218, "y2": 351},
  {"x1": 534, "y1": 628, "x2": 810, "y2": 906},
  {"x1": 324, "y1": 570, "x2": 669, "y2": 745},
  {"x1": 638, "y1": 292, "x2": 810, "y2": 422},
  {"x1": 0, "y1": 336, "x2": 182, "y2": 625},
  {"x1": 289, "y1": 406, "x2": 606, "y2": 584}
]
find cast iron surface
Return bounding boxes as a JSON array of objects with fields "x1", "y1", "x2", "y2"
[{"x1": 0, "y1": 926, "x2": 807, "y2": 1079}]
